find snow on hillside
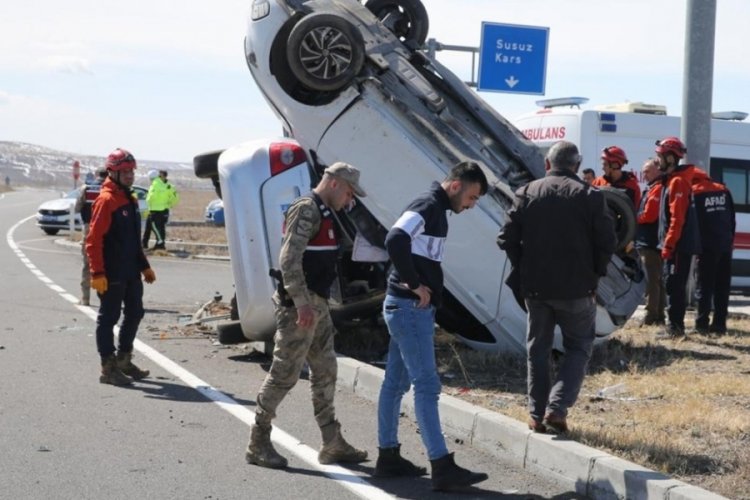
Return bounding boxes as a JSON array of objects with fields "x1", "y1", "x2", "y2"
[{"x1": 0, "y1": 141, "x2": 208, "y2": 190}]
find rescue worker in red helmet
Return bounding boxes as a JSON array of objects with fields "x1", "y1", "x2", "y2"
[
  {"x1": 654, "y1": 136, "x2": 701, "y2": 339},
  {"x1": 592, "y1": 146, "x2": 641, "y2": 209},
  {"x1": 86, "y1": 148, "x2": 156, "y2": 385}
]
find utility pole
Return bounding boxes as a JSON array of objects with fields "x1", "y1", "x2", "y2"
[{"x1": 682, "y1": 0, "x2": 716, "y2": 171}]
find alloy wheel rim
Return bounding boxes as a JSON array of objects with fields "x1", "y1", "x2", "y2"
[{"x1": 298, "y1": 26, "x2": 354, "y2": 80}]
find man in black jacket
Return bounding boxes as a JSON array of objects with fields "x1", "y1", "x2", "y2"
[{"x1": 497, "y1": 141, "x2": 616, "y2": 434}]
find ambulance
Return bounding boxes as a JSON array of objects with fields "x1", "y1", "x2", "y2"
[{"x1": 512, "y1": 97, "x2": 750, "y2": 293}]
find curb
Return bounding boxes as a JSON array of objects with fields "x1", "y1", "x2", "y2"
[
  {"x1": 334, "y1": 356, "x2": 727, "y2": 500},
  {"x1": 54, "y1": 238, "x2": 229, "y2": 262}
]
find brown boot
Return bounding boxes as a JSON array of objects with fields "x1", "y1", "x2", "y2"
[
  {"x1": 116, "y1": 351, "x2": 150, "y2": 380},
  {"x1": 318, "y1": 421, "x2": 368, "y2": 465},
  {"x1": 245, "y1": 424, "x2": 288, "y2": 469},
  {"x1": 100, "y1": 355, "x2": 133, "y2": 386}
]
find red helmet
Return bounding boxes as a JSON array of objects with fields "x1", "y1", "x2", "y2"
[
  {"x1": 655, "y1": 137, "x2": 686, "y2": 159},
  {"x1": 600, "y1": 146, "x2": 628, "y2": 167},
  {"x1": 105, "y1": 148, "x2": 137, "y2": 171}
]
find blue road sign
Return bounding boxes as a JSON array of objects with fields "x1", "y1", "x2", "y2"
[{"x1": 478, "y1": 22, "x2": 549, "y2": 95}]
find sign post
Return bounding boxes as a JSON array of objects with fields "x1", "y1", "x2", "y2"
[
  {"x1": 478, "y1": 22, "x2": 549, "y2": 95},
  {"x1": 72, "y1": 160, "x2": 80, "y2": 189}
]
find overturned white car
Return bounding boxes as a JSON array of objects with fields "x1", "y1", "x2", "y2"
[{"x1": 195, "y1": 0, "x2": 644, "y2": 354}]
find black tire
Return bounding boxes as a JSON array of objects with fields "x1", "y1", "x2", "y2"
[
  {"x1": 217, "y1": 321, "x2": 248, "y2": 345},
  {"x1": 287, "y1": 13, "x2": 365, "y2": 93},
  {"x1": 194, "y1": 150, "x2": 225, "y2": 179},
  {"x1": 230, "y1": 293, "x2": 239, "y2": 321},
  {"x1": 599, "y1": 186, "x2": 636, "y2": 251},
  {"x1": 43, "y1": 228, "x2": 60, "y2": 235},
  {"x1": 365, "y1": 0, "x2": 429, "y2": 49}
]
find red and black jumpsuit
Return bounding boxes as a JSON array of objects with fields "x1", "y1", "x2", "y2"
[{"x1": 86, "y1": 178, "x2": 151, "y2": 360}]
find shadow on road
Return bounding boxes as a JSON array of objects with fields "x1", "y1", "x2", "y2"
[{"x1": 127, "y1": 377, "x2": 255, "y2": 406}]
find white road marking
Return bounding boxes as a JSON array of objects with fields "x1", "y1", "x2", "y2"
[{"x1": 7, "y1": 216, "x2": 394, "y2": 500}]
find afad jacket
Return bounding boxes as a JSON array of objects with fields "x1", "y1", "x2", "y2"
[
  {"x1": 658, "y1": 164, "x2": 701, "y2": 256},
  {"x1": 592, "y1": 170, "x2": 642, "y2": 209},
  {"x1": 86, "y1": 178, "x2": 150, "y2": 282},
  {"x1": 691, "y1": 168, "x2": 736, "y2": 253}
]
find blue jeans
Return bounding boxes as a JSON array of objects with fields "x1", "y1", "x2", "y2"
[{"x1": 377, "y1": 295, "x2": 448, "y2": 460}]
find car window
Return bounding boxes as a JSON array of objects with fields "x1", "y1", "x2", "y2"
[{"x1": 65, "y1": 190, "x2": 79, "y2": 198}]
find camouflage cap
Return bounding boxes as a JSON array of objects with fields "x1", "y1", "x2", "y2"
[{"x1": 324, "y1": 162, "x2": 366, "y2": 197}]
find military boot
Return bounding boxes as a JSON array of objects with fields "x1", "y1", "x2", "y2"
[
  {"x1": 374, "y1": 445, "x2": 427, "y2": 477},
  {"x1": 245, "y1": 424, "x2": 288, "y2": 469},
  {"x1": 100, "y1": 355, "x2": 133, "y2": 386},
  {"x1": 430, "y1": 452, "x2": 488, "y2": 491},
  {"x1": 318, "y1": 421, "x2": 368, "y2": 465},
  {"x1": 116, "y1": 351, "x2": 150, "y2": 380}
]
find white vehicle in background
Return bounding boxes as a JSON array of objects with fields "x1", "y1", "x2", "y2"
[
  {"x1": 36, "y1": 186, "x2": 148, "y2": 235},
  {"x1": 512, "y1": 97, "x2": 750, "y2": 293},
  {"x1": 194, "y1": 0, "x2": 645, "y2": 355}
]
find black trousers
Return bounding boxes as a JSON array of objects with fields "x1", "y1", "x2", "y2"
[
  {"x1": 96, "y1": 278, "x2": 144, "y2": 360},
  {"x1": 663, "y1": 252, "x2": 694, "y2": 330},
  {"x1": 695, "y1": 250, "x2": 732, "y2": 330},
  {"x1": 143, "y1": 210, "x2": 168, "y2": 248}
]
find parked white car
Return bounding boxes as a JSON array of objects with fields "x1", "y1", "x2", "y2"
[
  {"x1": 36, "y1": 186, "x2": 149, "y2": 235},
  {"x1": 195, "y1": 0, "x2": 644, "y2": 354}
]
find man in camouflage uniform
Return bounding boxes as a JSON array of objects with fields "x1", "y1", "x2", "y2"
[{"x1": 246, "y1": 162, "x2": 369, "y2": 469}]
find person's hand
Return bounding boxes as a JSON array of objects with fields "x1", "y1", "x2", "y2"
[
  {"x1": 91, "y1": 275, "x2": 108, "y2": 294},
  {"x1": 142, "y1": 268, "x2": 156, "y2": 284},
  {"x1": 296, "y1": 304, "x2": 315, "y2": 328},
  {"x1": 406, "y1": 283, "x2": 432, "y2": 308},
  {"x1": 661, "y1": 246, "x2": 673, "y2": 260}
]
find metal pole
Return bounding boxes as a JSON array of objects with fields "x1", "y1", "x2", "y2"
[{"x1": 681, "y1": 0, "x2": 716, "y2": 171}]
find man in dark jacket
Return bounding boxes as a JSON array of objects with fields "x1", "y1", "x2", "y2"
[
  {"x1": 654, "y1": 137, "x2": 701, "y2": 339},
  {"x1": 497, "y1": 141, "x2": 616, "y2": 435},
  {"x1": 692, "y1": 169, "x2": 735, "y2": 334}
]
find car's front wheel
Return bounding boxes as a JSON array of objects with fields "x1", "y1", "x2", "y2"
[
  {"x1": 365, "y1": 0, "x2": 429, "y2": 49},
  {"x1": 286, "y1": 13, "x2": 365, "y2": 93},
  {"x1": 42, "y1": 228, "x2": 60, "y2": 236}
]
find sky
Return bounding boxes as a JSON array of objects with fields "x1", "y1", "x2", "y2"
[{"x1": 0, "y1": 0, "x2": 747, "y2": 163}]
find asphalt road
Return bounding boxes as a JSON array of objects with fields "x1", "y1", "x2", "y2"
[{"x1": 1, "y1": 189, "x2": 584, "y2": 500}]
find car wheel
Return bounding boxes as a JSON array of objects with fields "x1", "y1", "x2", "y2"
[
  {"x1": 43, "y1": 228, "x2": 60, "y2": 235},
  {"x1": 287, "y1": 13, "x2": 365, "y2": 93},
  {"x1": 599, "y1": 186, "x2": 636, "y2": 251},
  {"x1": 365, "y1": 0, "x2": 429, "y2": 49},
  {"x1": 217, "y1": 320, "x2": 248, "y2": 345},
  {"x1": 194, "y1": 150, "x2": 225, "y2": 179}
]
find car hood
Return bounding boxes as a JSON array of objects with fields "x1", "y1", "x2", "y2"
[{"x1": 38, "y1": 198, "x2": 76, "y2": 211}]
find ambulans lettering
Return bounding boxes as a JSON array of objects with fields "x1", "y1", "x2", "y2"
[{"x1": 521, "y1": 127, "x2": 567, "y2": 141}]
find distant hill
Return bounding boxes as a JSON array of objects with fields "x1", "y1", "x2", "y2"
[{"x1": 0, "y1": 141, "x2": 209, "y2": 190}]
